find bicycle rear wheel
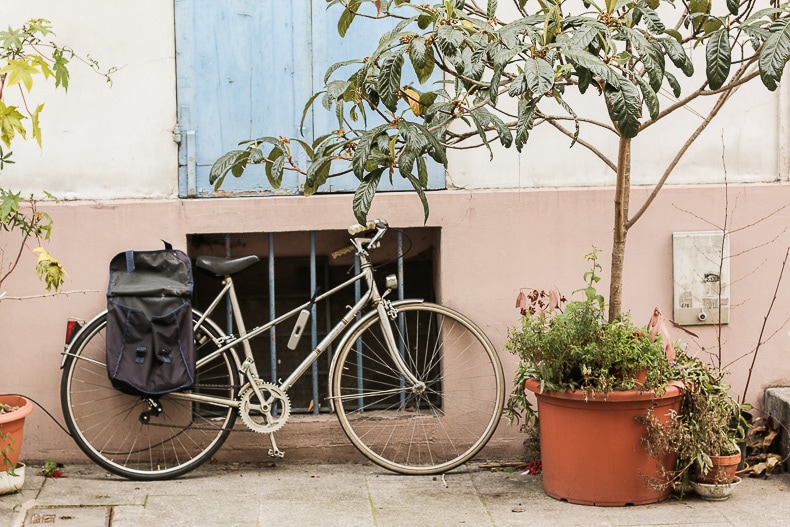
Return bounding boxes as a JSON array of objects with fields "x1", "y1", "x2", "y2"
[
  {"x1": 60, "y1": 311, "x2": 239, "y2": 480},
  {"x1": 331, "y1": 302, "x2": 504, "y2": 474}
]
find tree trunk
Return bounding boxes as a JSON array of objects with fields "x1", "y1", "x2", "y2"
[{"x1": 609, "y1": 137, "x2": 631, "y2": 322}]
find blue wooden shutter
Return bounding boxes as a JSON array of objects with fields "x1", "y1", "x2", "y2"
[{"x1": 175, "y1": 0, "x2": 445, "y2": 197}]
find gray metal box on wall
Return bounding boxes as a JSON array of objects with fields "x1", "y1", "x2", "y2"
[{"x1": 672, "y1": 231, "x2": 730, "y2": 325}]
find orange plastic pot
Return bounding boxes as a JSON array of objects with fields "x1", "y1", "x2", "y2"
[
  {"x1": 526, "y1": 378, "x2": 684, "y2": 506},
  {"x1": 0, "y1": 395, "x2": 33, "y2": 471},
  {"x1": 695, "y1": 452, "x2": 741, "y2": 484}
]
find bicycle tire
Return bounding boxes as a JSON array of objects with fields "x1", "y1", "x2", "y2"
[
  {"x1": 60, "y1": 310, "x2": 240, "y2": 480},
  {"x1": 331, "y1": 302, "x2": 505, "y2": 474}
]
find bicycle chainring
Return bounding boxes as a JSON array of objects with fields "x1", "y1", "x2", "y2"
[{"x1": 238, "y1": 380, "x2": 291, "y2": 434}]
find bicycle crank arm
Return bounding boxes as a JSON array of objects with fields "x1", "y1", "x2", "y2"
[{"x1": 267, "y1": 433, "x2": 285, "y2": 459}]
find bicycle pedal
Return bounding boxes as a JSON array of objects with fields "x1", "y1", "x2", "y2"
[{"x1": 268, "y1": 448, "x2": 285, "y2": 459}]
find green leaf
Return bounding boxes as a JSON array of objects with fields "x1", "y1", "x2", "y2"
[
  {"x1": 416, "y1": 155, "x2": 428, "y2": 187},
  {"x1": 209, "y1": 150, "x2": 247, "y2": 188},
  {"x1": 409, "y1": 37, "x2": 435, "y2": 83},
  {"x1": 291, "y1": 138, "x2": 315, "y2": 160},
  {"x1": 0, "y1": 101, "x2": 27, "y2": 147},
  {"x1": 759, "y1": 20, "x2": 790, "y2": 92},
  {"x1": 489, "y1": 109, "x2": 513, "y2": 148},
  {"x1": 300, "y1": 91, "x2": 324, "y2": 134},
  {"x1": 417, "y1": 14, "x2": 434, "y2": 30},
  {"x1": 409, "y1": 36, "x2": 429, "y2": 69},
  {"x1": 621, "y1": 27, "x2": 664, "y2": 91},
  {"x1": 409, "y1": 121, "x2": 447, "y2": 165},
  {"x1": 353, "y1": 123, "x2": 391, "y2": 178},
  {"x1": 553, "y1": 92, "x2": 579, "y2": 147},
  {"x1": 29, "y1": 54, "x2": 54, "y2": 79},
  {"x1": 51, "y1": 48, "x2": 70, "y2": 90},
  {"x1": 305, "y1": 157, "x2": 332, "y2": 195},
  {"x1": 515, "y1": 98, "x2": 537, "y2": 151},
  {"x1": 487, "y1": 65, "x2": 502, "y2": 105},
  {"x1": 401, "y1": 169, "x2": 430, "y2": 223},
  {"x1": 352, "y1": 168, "x2": 383, "y2": 224},
  {"x1": 633, "y1": 74, "x2": 659, "y2": 121},
  {"x1": 265, "y1": 147, "x2": 285, "y2": 188},
  {"x1": 569, "y1": 21, "x2": 604, "y2": 49},
  {"x1": 664, "y1": 70, "x2": 681, "y2": 98},
  {"x1": 705, "y1": 29, "x2": 731, "y2": 90},
  {"x1": 0, "y1": 59, "x2": 40, "y2": 91},
  {"x1": 508, "y1": 72, "x2": 528, "y2": 97},
  {"x1": 322, "y1": 80, "x2": 350, "y2": 110},
  {"x1": 0, "y1": 188, "x2": 22, "y2": 223},
  {"x1": 338, "y1": 0, "x2": 361, "y2": 37},
  {"x1": 726, "y1": 0, "x2": 739, "y2": 16},
  {"x1": 637, "y1": 4, "x2": 664, "y2": 34},
  {"x1": 660, "y1": 37, "x2": 694, "y2": 77},
  {"x1": 435, "y1": 25, "x2": 464, "y2": 56},
  {"x1": 605, "y1": 81, "x2": 642, "y2": 139},
  {"x1": 524, "y1": 57, "x2": 554, "y2": 96},
  {"x1": 378, "y1": 53, "x2": 404, "y2": 112},
  {"x1": 230, "y1": 150, "x2": 250, "y2": 177},
  {"x1": 576, "y1": 66, "x2": 592, "y2": 94},
  {"x1": 0, "y1": 26, "x2": 25, "y2": 49},
  {"x1": 487, "y1": 0, "x2": 498, "y2": 20},
  {"x1": 562, "y1": 49, "x2": 621, "y2": 90},
  {"x1": 31, "y1": 103, "x2": 44, "y2": 147},
  {"x1": 470, "y1": 108, "x2": 495, "y2": 159}
]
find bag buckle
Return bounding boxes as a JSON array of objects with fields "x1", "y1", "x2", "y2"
[{"x1": 158, "y1": 349, "x2": 172, "y2": 364}]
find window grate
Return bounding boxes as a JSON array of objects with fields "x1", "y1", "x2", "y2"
[{"x1": 188, "y1": 228, "x2": 437, "y2": 414}]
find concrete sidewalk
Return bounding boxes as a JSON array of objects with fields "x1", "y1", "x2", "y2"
[{"x1": 2, "y1": 460, "x2": 789, "y2": 527}]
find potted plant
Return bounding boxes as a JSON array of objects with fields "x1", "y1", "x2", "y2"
[
  {"x1": 641, "y1": 348, "x2": 746, "y2": 501},
  {"x1": 1, "y1": 395, "x2": 34, "y2": 494},
  {"x1": 504, "y1": 248, "x2": 684, "y2": 506}
]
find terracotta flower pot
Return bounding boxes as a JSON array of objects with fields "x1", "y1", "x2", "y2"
[
  {"x1": 526, "y1": 378, "x2": 684, "y2": 506},
  {"x1": 0, "y1": 395, "x2": 34, "y2": 471},
  {"x1": 695, "y1": 452, "x2": 741, "y2": 485}
]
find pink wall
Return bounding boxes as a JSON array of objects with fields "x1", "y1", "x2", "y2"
[{"x1": 3, "y1": 183, "x2": 790, "y2": 463}]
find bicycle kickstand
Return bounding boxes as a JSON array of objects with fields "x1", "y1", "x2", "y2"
[{"x1": 267, "y1": 433, "x2": 285, "y2": 459}]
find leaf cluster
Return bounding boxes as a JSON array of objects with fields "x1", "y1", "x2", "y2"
[
  {"x1": 0, "y1": 19, "x2": 99, "y2": 295},
  {"x1": 0, "y1": 18, "x2": 72, "y2": 148},
  {"x1": 504, "y1": 247, "x2": 669, "y2": 422},
  {"x1": 640, "y1": 347, "x2": 747, "y2": 488},
  {"x1": 212, "y1": 0, "x2": 790, "y2": 223}
]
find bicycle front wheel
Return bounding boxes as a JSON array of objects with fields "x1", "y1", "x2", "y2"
[
  {"x1": 332, "y1": 302, "x2": 505, "y2": 474},
  {"x1": 60, "y1": 311, "x2": 239, "y2": 480}
]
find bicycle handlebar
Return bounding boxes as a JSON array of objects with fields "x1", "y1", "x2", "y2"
[
  {"x1": 347, "y1": 218, "x2": 388, "y2": 235},
  {"x1": 331, "y1": 219, "x2": 389, "y2": 259}
]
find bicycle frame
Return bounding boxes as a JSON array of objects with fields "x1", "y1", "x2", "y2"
[{"x1": 167, "y1": 235, "x2": 421, "y2": 412}]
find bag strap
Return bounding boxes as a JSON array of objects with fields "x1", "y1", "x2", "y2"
[{"x1": 125, "y1": 250, "x2": 135, "y2": 274}]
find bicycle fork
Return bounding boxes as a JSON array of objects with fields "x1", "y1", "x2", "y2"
[{"x1": 375, "y1": 296, "x2": 423, "y2": 390}]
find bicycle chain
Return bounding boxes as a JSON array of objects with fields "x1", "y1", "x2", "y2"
[{"x1": 139, "y1": 382, "x2": 291, "y2": 434}]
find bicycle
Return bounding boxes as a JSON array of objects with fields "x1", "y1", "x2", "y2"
[{"x1": 60, "y1": 219, "x2": 505, "y2": 480}]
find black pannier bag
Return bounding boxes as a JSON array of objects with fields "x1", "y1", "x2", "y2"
[{"x1": 106, "y1": 245, "x2": 196, "y2": 396}]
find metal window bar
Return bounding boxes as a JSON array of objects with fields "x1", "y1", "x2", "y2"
[
  {"x1": 269, "y1": 233, "x2": 277, "y2": 383},
  {"x1": 397, "y1": 231, "x2": 407, "y2": 408},
  {"x1": 310, "y1": 231, "x2": 319, "y2": 414}
]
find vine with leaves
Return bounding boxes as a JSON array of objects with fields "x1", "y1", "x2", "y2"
[{"x1": 1, "y1": 18, "x2": 113, "y2": 296}]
